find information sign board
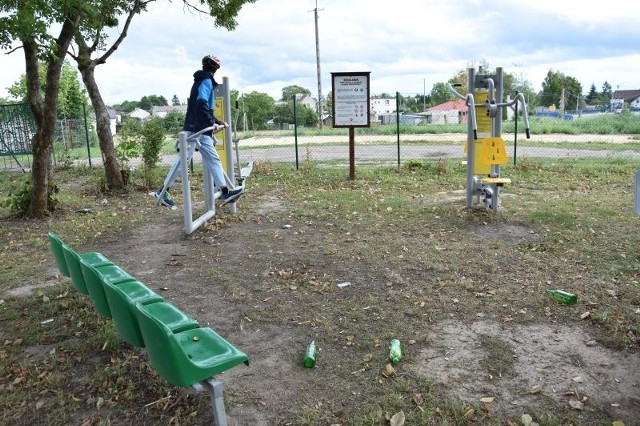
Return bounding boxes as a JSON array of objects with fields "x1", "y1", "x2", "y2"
[{"x1": 331, "y1": 72, "x2": 371, "y2": 128}]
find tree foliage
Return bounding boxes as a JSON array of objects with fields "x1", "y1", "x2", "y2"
[
  {"x1": 139, "y1": 94, "x2": 168, "y2": 111},
  {"x1": 112, "y1": 100, "x2": 140, "y2": 113},
  {"x1": 162, "y1": 110, "x2": 185, "y2": 133},
  {"x1": 601, "y1": 81, "x2": 613, "y2": 105},
  {"x1": 430, "y1": 82, "x2": 454, "y2": 106},
  {"x1": 274, "y1": 102, "x2": 317, "y2": 127},
  {"x1": 7, "y1": 60, "x2": 88, "y2": 119},
  {"x1": 281, "y1": 85, "x2": 311, "y2": 102},
  {"x1": 325, "y1": 90, "x2": 333, "y2": 114},
  {"x1": 539, "y1": 69, "x2": 583, "y2": 110},
  {"x1": 140, "y1": 117, "x2": 165, "y2": 188},
  {"x1": 241, "y1": 91, "x2": 275, "y2": 130},
  {"x1": 585, "y1": 83, "x2": 598, "y2": 105}
]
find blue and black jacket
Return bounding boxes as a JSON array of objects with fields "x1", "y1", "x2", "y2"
[{"x1": 183, "y1": 70, "x2": 224, "y2": 135}]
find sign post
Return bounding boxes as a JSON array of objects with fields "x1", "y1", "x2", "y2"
[{"x1": 331, "y1": 71, "x2": 371, "y2": 180}]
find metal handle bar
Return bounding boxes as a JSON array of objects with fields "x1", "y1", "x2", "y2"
[
  {"x1": 496, "y1": 93, "x2": 530, "y2": 138},
  {"x1": 448, "y1": 83, "x2": 478, "y2": 139},
  {"x1": 186, "y1": 124, "x2": 226, "y2": 142}
]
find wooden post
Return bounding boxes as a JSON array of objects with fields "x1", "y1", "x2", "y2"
[{"x1": 349, "y1": 127, "x2": 355, "y2": 180}]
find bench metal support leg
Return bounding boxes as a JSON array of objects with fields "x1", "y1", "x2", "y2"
[{"x1": 201, "y1": 378, "x2": 228, "y2": 426}]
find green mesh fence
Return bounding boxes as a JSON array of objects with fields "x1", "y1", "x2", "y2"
[{"x1": 0, "y1": 103, "x2": 36, "y2": 171}]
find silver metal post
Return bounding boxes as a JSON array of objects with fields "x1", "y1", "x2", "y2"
[
  {"x1": 466, "y1": 68, "x2": 476, "y2": 210},
  {"x1": 200, "y1": 378, "x2": 228, "y2": 426}
]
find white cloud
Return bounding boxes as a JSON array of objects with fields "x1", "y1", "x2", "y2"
[{"x1": 1, "y1": 0, "x2": 638, "y2": 105}]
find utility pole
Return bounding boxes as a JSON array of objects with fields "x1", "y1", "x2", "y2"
[
  {"x1": 311, "y1": 1, "x2": 324, "y2": 129},
  {"x1": 423, "y1": 78, "x2": 426, "y2": 111}
]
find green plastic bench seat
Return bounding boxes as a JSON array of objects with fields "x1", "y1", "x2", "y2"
[
  {"x1": 47, "y1": 232, "x2": 71, "y2": 277},
  {"x1": 136, "y1": 301, "x2": 200, "y2": 335},
  {"x1": 61, "y1": 242, "x2": 112, "y2": 295},
  {"x1": 135, "y1": 302, "x2": 248, "y2": 387},
  {"x1": 79, "y1": 261, "x2": 136, "y2": 317},
  {"x1": 102, "y1": 280, "x2": 164, "y2": 347}
]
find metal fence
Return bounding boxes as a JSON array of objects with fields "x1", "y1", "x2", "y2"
[
  {"x1": 2, "y1": 99, "x2": 639, "y2": 173},
  {"x1": 0, "y1": 103, "x2": 36, "y2": 171},
  {"x1": 238, "y1": 92, "x2": 640, "y2": 170},
  {"x1": 0, "y1": 103, "x2": 94, "y2": 171}
]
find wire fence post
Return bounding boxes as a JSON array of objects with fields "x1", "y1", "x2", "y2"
[
  {"x1": 396, "y1": 91, "x2": 400, "y2": 168},
  {"x1": 513, "y1": 95, "x2": 518, "y2": 166},
  {"x1": 83, "y1": 104, "x2": 92, "y2": 168},
  {"x1": 293, "y1": 94, "x2": 299, "y2": 170}
]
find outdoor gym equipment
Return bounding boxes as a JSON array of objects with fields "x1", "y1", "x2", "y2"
[
  {"x1": 155, "y1": 77, "x2": 253, "y2": 234},
  {"x1": 449, "y1": 67, "x2": 530, "y2": 211}
]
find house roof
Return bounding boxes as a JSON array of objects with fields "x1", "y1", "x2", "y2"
[
  {"x1": 106, "y1": 106, "x2": 118, "y2": 120},
  {"x1": 129, "y1": 107, "x2": 150, "y2": 118},
  {"x1": 427, "y1": 99, "x2": 467, "y2": 112},
  {"x1": 612, "y1": 90, "x2": 640, "y2": 102},
  {"x1": 151, "y1": 105, "x2": 187, "y2": 114}
]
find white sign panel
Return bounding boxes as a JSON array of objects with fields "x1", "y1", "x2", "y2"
[{"x1": 332, "y1": 72, "x2": 370, "y2": 127}]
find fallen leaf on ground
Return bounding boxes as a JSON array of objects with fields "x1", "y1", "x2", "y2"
[
  {"x1": 384, "y1": 363, "x2": 395, "y2": 377},
  {"x1": 390, "y1": 411, "x2": 405, "y2": 426},
  {"x1": 520, "y1": 414, "x2": 533, "y2": 426},
  {"x1": 569, "y1": 399, "x2": 584, "y2": 410},
  {"x1": 412, "y1": 389, "x2": 423, "y2": 406}
]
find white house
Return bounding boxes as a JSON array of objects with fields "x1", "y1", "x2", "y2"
[
  {"x1": 295, "y1": 94, "x2": 318, "y2": 111},
  {"x1": 129, "y1": 107, "x2": 150, "y2": 120},
  {"x1": 611, "y1": 89, "x2": 640, "y2": 112},
  {"x1": 106, "y1": 106, "x2": 120, "y2": 135},
  {"x1": 370, "y1": 96, "x2": 397, "y2": 119}
]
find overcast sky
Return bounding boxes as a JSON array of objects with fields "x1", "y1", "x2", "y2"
[{"x1": 1, "y1": 0, "x2": 639, "y2": 105}]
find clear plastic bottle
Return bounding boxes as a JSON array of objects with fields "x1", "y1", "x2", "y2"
[
  {"x1": 303, "y1": 340, "x2": 316, "y2": 368},
  {"x1": 389, "y1": 339, "x2": 402, "y2": 365},
  {"x1": 546, "y1": 289, "x2": 578, "y2": 305}
]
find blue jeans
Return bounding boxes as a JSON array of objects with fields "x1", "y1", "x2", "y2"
[{"x1": 163, "y1": 133, "x2": 226, "y2": 190}]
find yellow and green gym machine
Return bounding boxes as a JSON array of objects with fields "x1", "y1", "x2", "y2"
[{"x1": 449, "y1": 67, "x2": 530, "y2": 211}]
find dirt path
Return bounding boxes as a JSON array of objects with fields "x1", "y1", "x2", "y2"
[{"x1": 91, "y1": 192, "x2": 639, "y2": 424}]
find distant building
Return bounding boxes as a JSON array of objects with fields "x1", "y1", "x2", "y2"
[
  {"x1": 370, "y1": 96, "x2": 397, "y2": 120},
  {"x1": 294, "y1": 94, "x2": 318, "y2": 111},
  {"x1": 106, "y1": 106, "x2": 120, "y2": 135},
  {"x1": 416, "y1": 99, "x2": 468, "y2": 124},
  {"x1": 129, "y1": 107, "x2": 150, "y2": 120},
  {"x1": 151, "y1": 105, "x2": 187, "y2": 118},
  {"x1": 611, "y1": 89, "x2": 640, "y2": 112}
]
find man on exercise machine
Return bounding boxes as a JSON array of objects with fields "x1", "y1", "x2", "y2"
[{"x1": 155, "y1": 54, "x2": 243, "y2": 208}]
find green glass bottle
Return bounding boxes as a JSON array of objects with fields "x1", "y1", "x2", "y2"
[
  {"x1": 303, "y1": 340, "x2": 316, "y2": 368},
  {"x1": 389, "y1": 339, "x2": 402, "y2": 365},
  {"x1": 546, "y1": 289, "x2": 578, "y2": 305}
]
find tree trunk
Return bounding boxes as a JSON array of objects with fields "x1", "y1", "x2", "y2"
[
  {"x1": 78, "y1": 61, "x2": 124, "y2": 189},
  {"x1": 23, "y1": 42, "x2": 52, "y2": 217},
  {"x1": 23, "y1": 14, "x2": 81, "y2": 218}
]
